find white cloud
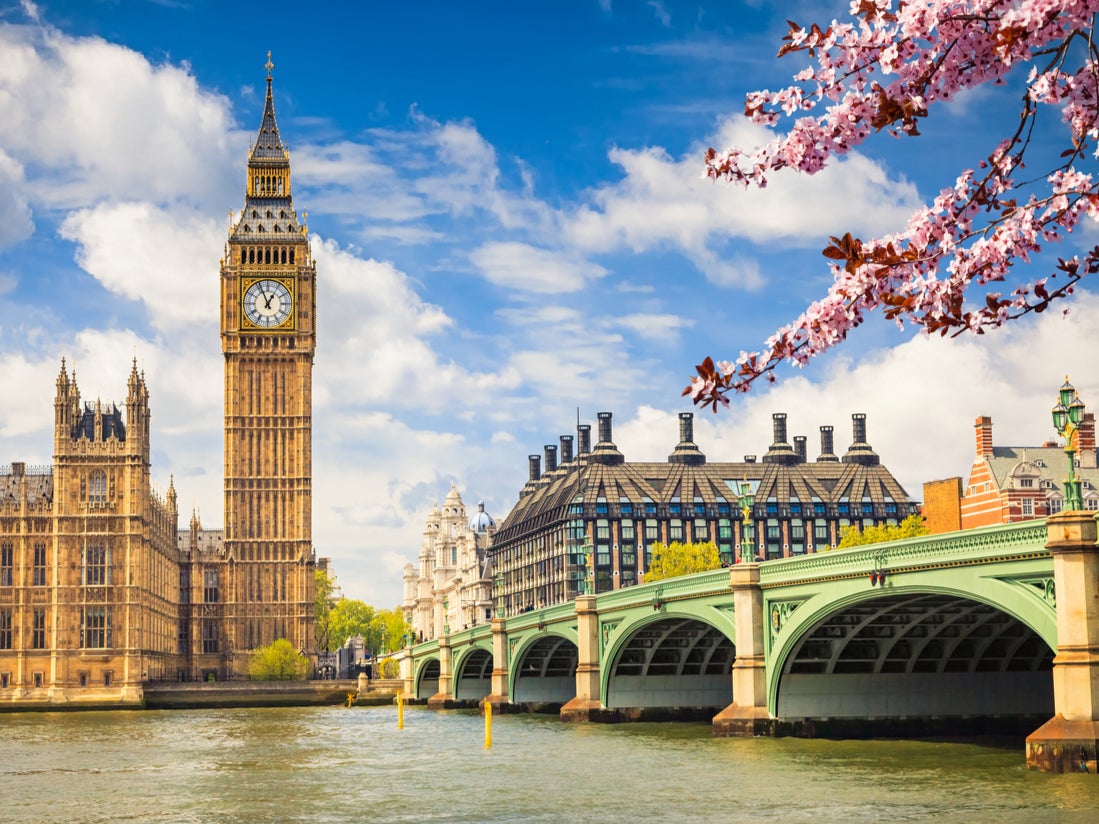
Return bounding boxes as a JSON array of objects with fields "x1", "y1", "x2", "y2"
[
  {"x1": 613, "y1": 312, "x2": 692, "y2": 342},
  {"x1": 562, "y1": 116, "x2": 922, "y2": 286},
  {"x1": 0, "y1": 150, "x2": 32, "y2": 248},
  {"x1": 296, "y1": 115, "x2": 553, "y2": 239},
  {"x1": 470, "y1": 241, "x2": 608, "y2": 293},
  {"x1": 59, "y1": 202, "x2": 224, "y2": 330},
  {"x1": 0, "y1": 24, "x2": 238, "y2": 211},
  {"x1": 611, "y1": 292, "x2": 1099, "y2": 504},
  {"x1": 312, "y1": 237, "x2": 516, "y2": 412}
]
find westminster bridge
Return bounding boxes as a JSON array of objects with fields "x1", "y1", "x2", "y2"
[{"x1": 400, "y1": 511, "x2": 1099, "y2": 772}]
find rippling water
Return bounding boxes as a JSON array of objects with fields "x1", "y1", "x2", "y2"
[{"x1": 2, "y1": 707, "x2": 1098, "y2": 823}]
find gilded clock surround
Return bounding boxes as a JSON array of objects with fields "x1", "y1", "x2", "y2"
[{"x1": 240, "y1": 276, "x2": 296, "y2": 331}]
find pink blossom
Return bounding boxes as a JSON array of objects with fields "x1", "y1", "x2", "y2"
[{"x1": 691, "y1": 0, "x2": 1099, "y2": 409}]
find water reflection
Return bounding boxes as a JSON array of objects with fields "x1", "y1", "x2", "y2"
[{"x1": 2, "y1": 707, "x2": 1098, "y2": 823}]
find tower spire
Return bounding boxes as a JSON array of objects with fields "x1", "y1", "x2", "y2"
[{"x1": 251, "y1": 51, "x2": 286, "y2": 162}]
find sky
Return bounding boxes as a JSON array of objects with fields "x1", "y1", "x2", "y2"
[{"x1": 1, "y1": 0, "x2": 1097, "y2": 608}]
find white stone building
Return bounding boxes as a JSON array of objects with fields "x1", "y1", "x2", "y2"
[{"x1": 402, "y1": 485, "x2": 496, "y2": 643}]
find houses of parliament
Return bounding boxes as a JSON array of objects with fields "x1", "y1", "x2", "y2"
[{"x1": 0, "y1": 60, "x2": 317, "y2": 707}]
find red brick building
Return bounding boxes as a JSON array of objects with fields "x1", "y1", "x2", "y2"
[{"x1": 924, "y1": 405, "x2": 1099, "y2": 532}]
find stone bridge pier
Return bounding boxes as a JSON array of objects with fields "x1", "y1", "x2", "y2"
[
  {"x1": 425, "y1": 636, "x2": 454, "y2": 709},
  {"x1": 560, "y1": 595, "x2": 604, "y2": 722},
  {"x1": 712, "y1": 563, "x2": 770, "y2": 736},
  {"x1": 1026, "y1": 511, "x2": 1099, "y2": 773}
]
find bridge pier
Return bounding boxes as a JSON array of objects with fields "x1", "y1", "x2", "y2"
[
  {"x1": 713, "y1": 563, "x2": 774, "y2": 736},
  {"x1": 561, "y1": 595, "x2": 603, "y2": 721},
  {"x1": 1027, "y1": 511, "x2": 1099, "y2": 774},
  {"x1": 398, "y1": 646, "x2": 416, "y2": 702},
  {"x1": 426, "y1": 635, "x2": 455, "y2": 709},
  {"x1": 486, "y1": 616, "x2": 512, "y2": 711}
]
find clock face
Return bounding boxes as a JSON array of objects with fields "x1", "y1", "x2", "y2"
[{"x1": 243, "y1": 279, "x2": 293, "y2": 328}]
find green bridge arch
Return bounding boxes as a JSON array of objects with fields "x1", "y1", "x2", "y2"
[
  {"x1": 406, "y1": 520, "x2": 1060, "y2": 725},
  {"x1": 761, "y1": 522, "x2": 1056, "y2": 723}
]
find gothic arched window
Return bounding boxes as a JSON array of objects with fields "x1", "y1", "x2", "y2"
[{"x1": 88, "y1": 470, "x2": 107, "y2": 505}]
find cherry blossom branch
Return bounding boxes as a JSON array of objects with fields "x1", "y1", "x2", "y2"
[{"x1": 687, "y1": 0, "x2": 1099, "y2": 411}]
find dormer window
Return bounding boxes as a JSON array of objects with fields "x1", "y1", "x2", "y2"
[{"x1": 1019, "y1": 478, "x2": 1034, "y2": 488}]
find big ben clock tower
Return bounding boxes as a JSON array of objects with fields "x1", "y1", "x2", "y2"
[{"x1": 220, "y1": 54, "x2": 315, "y2": 667}]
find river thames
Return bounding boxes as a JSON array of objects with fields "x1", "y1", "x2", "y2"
[{"x1": 3, "y1": 706, "x2": 1099, "y2": 822}]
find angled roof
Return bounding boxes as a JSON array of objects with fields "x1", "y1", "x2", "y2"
[{"x1": 984, "y1": 445, "x2": 1099, "y2": 497}]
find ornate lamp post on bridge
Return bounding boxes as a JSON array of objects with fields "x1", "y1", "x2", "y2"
[
  {"x1": 736, "y1": 480, "x2": 756, "y2": 564},
  {"x1": 1051, "y1": 377, "x2": 1086, "y2": 512},
  {"x1": 493, "y1": 573, "x2": 505, "y2": 620},
  {"x1": 582, "y1": 537, "x2": 594, "y2": 595}
]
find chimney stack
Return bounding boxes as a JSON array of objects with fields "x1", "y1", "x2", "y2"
[
  {"x1": 544, "y1": 444, "x2": 558, "y2": 474},
  {"x1": 794, "y1": 436, "x2": 807, "y2": 464},
  {"x1": 975, "y1": 416, "x2": 994, "y2": 458},
  {"x1": 668, "y1": 411, "x2": 706, "y2": 465},
  {"x1": 763, "y1": 412, "x2": 798, "y2": 465},
  {"x1": 1079, "y1": 411, "x2": 1096, "y2": 469},
  {"x1": 598, "y1": 412, "x2": 612, "y2": 444},
  {"x1": 817, "y1": 425, "x2": 839, "y2": 462},
  {"x1": 842, "y1": 413, "x2": 879, "y2": 465},
  {"x1": 852, "y1": 413, "x2": 867, "y2": 445},
  {"x1": 528, "y1": 454, "x2": 541, "y2": 482},
  {"x1": 592, "y1": 412, "x2": 625, "y2": 465},
  {"x1": 578, "y1": 425, "x2": 592, "y2": 455},
  {"x1": 560, "y1": 434, "x2": 574, "y2": 465}
]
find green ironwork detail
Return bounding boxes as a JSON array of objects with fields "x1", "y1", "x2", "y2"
[
  {"x1": 1009, "y1": 575, "x2": 1057, "y2": 609},
  {"x1": 767, "y1": 600, "x2": 804, "y2": 646},
  {"x1": 600, "y1": 619, "x2": 621, "y2": 657},
  {"x1": 758, "y1": 520, "x2": 1048, "y2": 587},
  {"x1": 1042, "y1": 578, "x2": 1056, "y2": 608}
]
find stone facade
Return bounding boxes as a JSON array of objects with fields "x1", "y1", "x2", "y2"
[
  {"x1": 0, "y1": 62, "x2": 318, "y2": 706},
  {"x1": 218, "y1": 60, "x2": 317, "y2": 667},
  {"x1": 0, "y1": 363, "x2": 181, "y2": 706},
  {"x1": 402, "y1": 485, "x2": 495, "y2": 642}
]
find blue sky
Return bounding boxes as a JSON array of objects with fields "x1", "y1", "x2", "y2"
[{"x1": 1, "y1": 0, "x2": 1097, "y2": 607}]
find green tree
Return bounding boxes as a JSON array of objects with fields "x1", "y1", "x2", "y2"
[
  {"x1": 328, "y1": 599, "x2": 376, "y2": 650},
  {"x1": 314, "y1": 569, "x2": 336, "y2": 652},
  {"x1": 248, "y1": 638, "x2": 308, "y2": 681},
  {"x1": 836, "y1": 515, "x2": 929, "y2": 550},
  {"x1": 375, "y1": 607, "x2": 412, "y2": 653},
  {"x1": 643, "y1": 541, "x2": 721, "y2": 583}
]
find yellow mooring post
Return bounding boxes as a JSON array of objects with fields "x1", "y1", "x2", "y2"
[
  {"x1": 397, "y1": 692, "x2": 404, "y2": 730},
  {"x1": 484, "y1": 697, "x2": 493, "y2": 748}
]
